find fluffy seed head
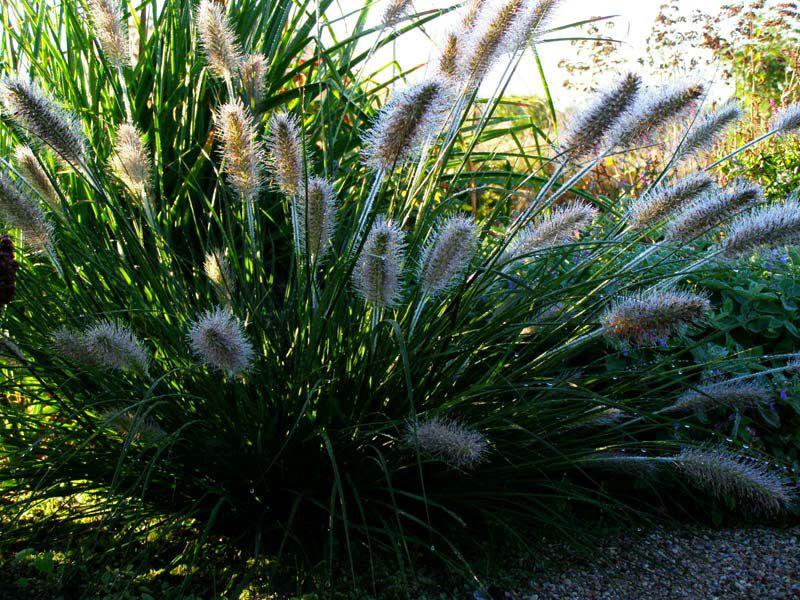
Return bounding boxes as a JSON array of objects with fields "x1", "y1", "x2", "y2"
[
  {"x1": 353, "y1": 217, "x2": 406, "y2": 307},
  {"x1": 266, "y1": 112, "x2": 303, "y2": 195},
  {"x1": 87, "y1": 0, "x2": 130, "y2": 67},
  {"x1": 438, "y1": 32, "x2": 460, "y2": 80},
  {"x1": 405, "y1": 417, "x2": 489, "y2": 470},
  {"x1": 610, "y1": 82, "x2": 705, "y2": 149},
  {"x1": 601, "y1": 288, "x2": 710, "y2": 346},
  {"x1": 239, "y1": 53, "x2": 267, "y2": 105},
  {"x1": 110, "y1": 123, "x2": 152, "y2": 199},
  {"x1": 382, "y1": 0, "x2": 413, "y2": 26},
  {"x1": 721, "y1": 201, "x2": 800, "y2": 258},
  {"x1": 0, "y1": 174, "x2": 52, "y2": 251},
  {"x1": 196, "y1": 0, "x2": 242, "y2": 81},
  {"x1": 678, "y1": 99, "x2": 743, "y2": 159},
  {"x1": 0, "y1": 235, "x2": 19, "y2": 307},
  {"x1": 462, "y1": 0, "x2": 489, "y2": 29},
  {"x1": 771, "y1": 102, "x2": 800, "y2": 136},
  {"x1": 510, "y1": 201, "x2": 597, "y2": 258},
  {"x1": 628, "y1": 173, "x2": 716, "y2": 229},
  {"x1": 188, "y1": 307, "x2": 254, "y2": 376},
  {"x1": 83, "y1": 320, "x2": 150, "y2": 373},
  {"x1": 216, "y1": 101, "x2": 264, "y2": 200},
  {"x1": 665, "y1": 180, "x2": 764, "y2": 242},
  {"x1": 363, "y1": 80, "x2": 452, "y2": 172},
  {"x1": 204, "y1": 249, "x2": 235, "y2": 299},
  {"x1": 0, "y1": 77, "x2": 87, "y2": 168},
  {"x1": 13, "y1": 146, "x2": 59, "y2": 210},
  {"x1": 296, "y1": 177, "x2": 337, "y2": 260},
  {"x1": 674, "y1": 447, "x2": 795, "y2": 515},
  {"x1": 561, "y1": 73, "x2": 642, "y2": 158},
  {"x1": 672, "y1": 381, "x2": 772, "y2": 413},
  {"x1": 418, "y1": 215, "x2": 477, "y2": 296},
  {"x1": 52, "y1": 327, "x2": 93, "y2": 365}
]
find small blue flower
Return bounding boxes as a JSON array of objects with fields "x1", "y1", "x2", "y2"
[{"x1": 781, "y1": 388, "x2": 788, "y2": 401}]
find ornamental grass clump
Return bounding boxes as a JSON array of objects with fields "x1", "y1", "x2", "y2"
[{"x1": 1, "y1": 0, "x2": 799, "y2": 590}]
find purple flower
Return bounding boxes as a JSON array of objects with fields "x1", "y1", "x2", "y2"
[{"x1": 780, "y1": 389, "x2": 788, "y2": 401}]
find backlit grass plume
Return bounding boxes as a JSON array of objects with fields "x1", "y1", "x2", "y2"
[
  {"x1": 0, "y1": 173, "x2": 51, "y2": 250},
  {"x1": 771, "y1": 102, "x2": 800, "y2": 136},
  {"x1": 628, "y1": 173, "x2": 716, "y2": 229},
  {"x1": 239, "y1": 53, "x2": 267, "y2": 105},
  {"x1": 13, "y1": 146, "x2": 59, "y2": 210},
  {"x1": 110, "y1": 123, "x2": 151, "y2": 199},
  {"x1": 204, "y1": 249, "x2": 235, "y2": 303},
  {"x1": 671, "y1": 380, "x2": 772, "y2": 413},
  {"x1": 0, "y1": 77, "x2": 87, "y2": 168},
  {"x1": 82, "y1": 320, "x2": 150, "y2": 373},
  {"x1": 438, "y1": 32, "x2": 460, "y2": 79},
  {"x1": 406, "y1": 417, "x2": 489, "y2": 470},
  {"x1": 509, "y1": 201, "x2": 597, "y2": 258},
  {"x1": 382, "y1": 0, "x2": 413, "y2": 26},
  {"x1": 188, "y1": 306, "x2": 254, "y2": 376},
  {"x1": 87, "y1": 0, "x2": 130, "y2": 67},
  {"x1": 678, "y1": 99, "x2": 743, "y2": 159},
  {"x1": 296, "y1": 177, "x2": 337, "y2": 260},
  {"x1": 721, "y1": 201, "x2": 800, "y2": 258},
  {"x1": 266, "y1": 112, "x2": 303, "y2": 195},
  {"x1": 418, "y1": 215, "x2": 477, "y2": 296},
  {"x1": 196, "y1": 0, "x2": 241, "y2": 82},
  {"x1": 353, "y1": 217, "x2": 405, "y2": 307},
  {"x1": 601, "y1": 288, "x2": 710, "y2": 346},
  {"x1": 216, "y1": 101, "x2": 264, "y2": 201}
]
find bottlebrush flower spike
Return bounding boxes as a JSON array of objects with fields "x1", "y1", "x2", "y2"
[
  {"x1": 601, "y1": 288, "x2": 710, "y2": 346},
  {"x1": 418, "y1": 215, "x2": 477, "y2": 296},
  {"x1": 87, "y1": 0, "x2": 130, "y2": 67},
  {"x1": 771, "y1": 102, "x2": 800, "y2": 136},
  {"x1": 13, "y1": 146, "x2": 59, "y2": 210},
  {"x1": 110, "y1": 123, "x2": 152, "y2": 199},
  {"x1": 83, "y1": 320, "x2": 150, "y2": 373},
  {"x1": 0, "y1": 174, "x2": 52, "y2": 251},
  {"x1": 0, "y1": 235, "x2": 19, "y2": 307},
  {"x1": 665, "y1": 181, "x2": 764, "y2": 242},
  {"x1": 610, "y1": 82, "x2": 704, "y2": 149},
  {"x1": 510, "y1": 201, "x2": 597, "y2": 258},
  {"x1": 0, "y1": 77, "x2": 87, "y2": 168},
  {"x1": 721, "y1": 201, "x2": 800, "y2": 258},
  {"x1": 296, "y1": 177, "x2": 337, "y2": 260},
  {"x1": 363, "y1": 80, "x2": 452, "y2": 172},
  {"x1": 188, "y1": 306, "x2": 254, "y2": 376},
  {"x1": 216, "y1": 101, "x2": 264, "y2": 200},
  {"x1": 462, "y1": 0, "x2": 489, "y2": 29},
  {"x1": 52, "y1": 327, "x2": 93, "y2": 365},
  {"x1": 204, "y1": 249, "x2": 234, "y2": 292},
  {"x1": 672, "y1": 380, "x2": 771, "y2": 413},
  {"x1": 266, "y1": 112, "x2": 303, "y2": 196},
  {"x1": 382, "y1": 0, "x2": 413, "y2": 26},
  {"x1": 438, "y1": 32, "x2": 460, "y2": 80},
  {"x1": 239, "y1": 53, "x2": 267, "y2": 105},
  {"x1": 405, "y1": 417, "x2": 489, "y2": 470},
  {"x1": 678, "y1": 99, "x2": 743, "y2": 159},
  {"x1": 561, "y1": 73, "x2": 641, "y2": 159},
  {"x1": 628, "y1": 173, "x2": 716, "y2": 229},
  {"x1": 353, "y1": 217, "x2": 405, "y2": 307},
  {"x1": 196, "y1": 0, "x2": 242, "y2": 81},
  {"x1": 674, "y1": 447, "x2": 795, "y2": 515}
]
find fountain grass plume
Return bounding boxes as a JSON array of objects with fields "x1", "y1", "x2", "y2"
[
  {"x1": 240, "y1": 53, "x2": 267, "y2": 105},
  {"x1": 665, "y1": 180, "x2": 764, "y2": 242},
  {"x1": 267, "y1": 112, "x2": 303, "y2": 196},
  {"x1": 721, "y1": 200, "x2": 800, "y2": 258},
  {"x1": 418, "y1": 215, "x2": 477, "y2": 297},
  {"x1": 353, "y1": 217, "x2": 406, "y2": 307},
  {"x1": 672, "y1": 380, "x2": 772, "y2": 413},
  {"x1": 87, "y1": 0, "x2": 130, "y2": 68},
  {"x1": 110, "y1": 123, "x2": 152, "y2": 200},
  {"x1": 678, "y1": 99, "x2": 743, "y2": 159},
  {"x1": 405, "y1": 417, "x2": 489, "y2": 470},
  {"x1": 0, "y1": 77, "x2": 87, "y2": 168},
  {"x1": 296, "y1": 177, "x2": 337, "y2": 261},
  {"x1": 204, "y1": 248, "x2": 235, "y2": 302},
  {"x1": 628, "y1": 172, "x2": 716, "y2": 230},
  {"x1": 13, "y1": 146, "x2": 59, "y2": 210},
  {"x1": 83, "y1": 320, "x2": 150, "y2": 374},
  {"x1": 382, "y1": 0, "x2": 414, "y2": 26},
  {"x1": 462, "y1": 0, "x2": 489, "y2": 28},
  {"x1": 438, "y1": 32, "x2": 460, "y2": 80},
  {"x1": 363, "y1": 80, "x2": 452, "y2": 173},
  {"x1": 0, "y1": 173, "x2": 52, "y2": 251},
  {"x1": 188, "y1": 306, "x2": 254, "y2": 377},
  {"x1": 771, "y1": 102, "x2": 800, "y2": 136},
  {"x1": 601, "y1": 288, "x2": 710, "y2": 346},
  {"x1": 196, "y1": 0, "x2": 242, "y2": 82},
  {"x1": 216, "y1": 101, "x2": 265, "y2": 201},
  {"x1": 561, "y1": 73, "x2": 641, "y2": 159},
  {"x1": 509, "y1": 201, "x2": 597, "y2": 258},
  {"x1": 674, "y1": 447, "x2": 796, "y2": 515}
]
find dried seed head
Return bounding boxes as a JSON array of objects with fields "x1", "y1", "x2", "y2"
[
  {"x1": 0, "y1": 235, "x2": 19, "y2": 307},
  {"x1": 216, "y1": 101, "x2": 264, "y2": 200},
  {"x1": 87, "y1": 0, "x2": 130, "y2": 67},
  {"x1": 188, "y1": 306, "x2": 254, "y2": 376},
  {"x1": 204, "y1": 248, "x2": 235, "y2": 299},
  {"x1": 610, "y1": 82, "x2": 705, "y2": 149},
  {"x1": 110, "y1": 123, "x2": 152, "y2": 199},
  {"x1": 462, "y1": 0, "x2": 489, "y2": 29},
  {"x1": 561, "y1": 73, "x2": 642, "y2": 158},
  {"x1": 0, "y1": 174, "x2": 52, "y2": 251},
  {"x1": 0, "y1": 77, "x2": 87, "y2": 168},
  {"x1": 628, "y1": 173, "x2": 716, "y2": 230},
  {"x1": 13, "y1": 146, "x2": 59, "y2": 210},
  {"x1": 296, "y1": 177, "x2": 337, "y2": 260},
  {"x1": 438, "y1": 32, "x2": 460, "y2": 80},
  {"x1": 363, "y1": 80, "x2": 452, "y2": 172},
  {"x1": 405, "y1": 417, "x2": 489, "y2": 470},
  {"x1": 665, "y1": 180, "x2": 764, "y2": 242},
  {"x1": 510, "y1": 201, "x2": 597, "y2": 258},
  {"x1": 721, "y1": 200, "x2": 800, "y2": 258},
  {"x1": 601, "y1": 288, "x2": 710, "y2": 346},
  {"x1": 196, "y1": 0, "x2": 242, "y2": 81},
  {"x1": 674, "y1": 447, "x2": 795, "y2": 515},
  {"x1": 83, "y1": 320, "x2": 150, "y2": 373},
  {"x1": 266, "y1": 112, "x2": 303, "y2": 196},
  {"x1": 418, "y1": 215, "x2": 477, "y2": 296},
  {"x1": 678, "y1": 99, "x2": 743, "y2": 159},
  {"x1": 353, "y1": 217, "x2": 406, "y2": 307},
  {"x1": 771, "y1": 102, "x2": 800, "y2": 136},
  {"x1": 239, "y1": 53, "x2": 267, "y2": 105},
  {"x1": 672, "y1": 380, "x2": 772, "y2": 413},
  {"x1": 382, "y1": 0, "x2": 413, "y2": 26}
]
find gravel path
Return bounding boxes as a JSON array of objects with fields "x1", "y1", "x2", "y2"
[{"x1": 525, "y1": 527, "x2": 800, "y2": 600}]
